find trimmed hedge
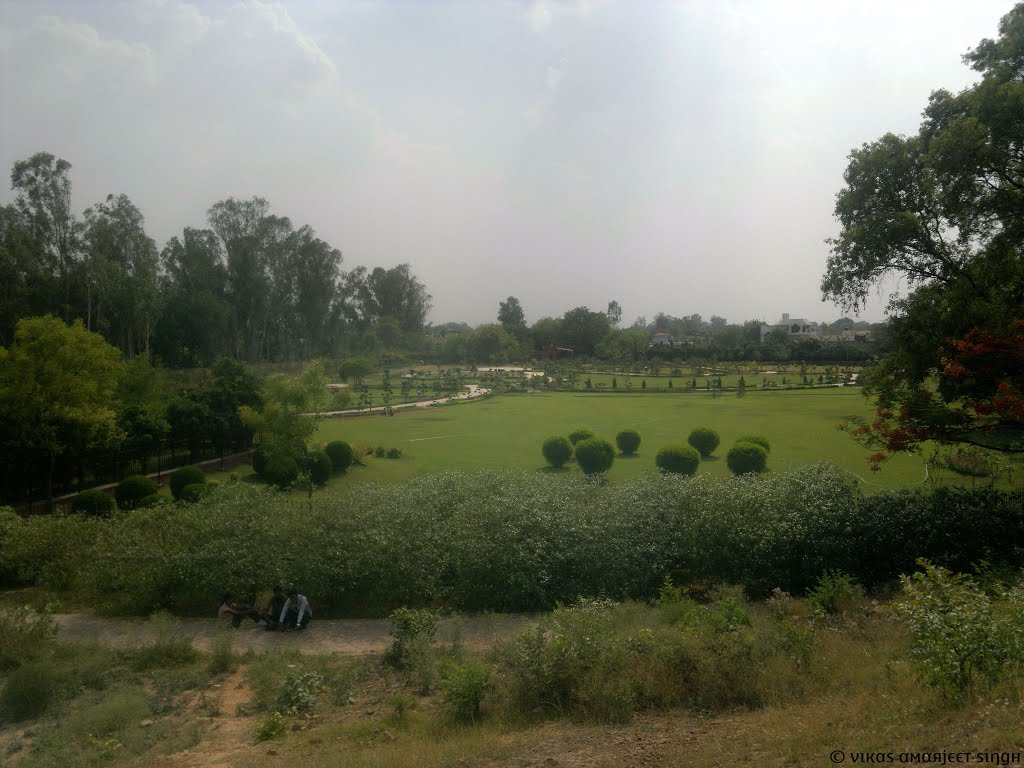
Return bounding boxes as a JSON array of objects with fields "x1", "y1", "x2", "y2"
[
  {"x1": 178, "y1": 483, "x2": 211, "y2": 503},
  {"x1": 251, "y1": 446, "x2": 270, "y2": 477},
  {"x1": 568, "y1": 428, "x2": 596, "y2": 445},
  {"x1": 170, "y1": 466, "x2": 205, "y2": 500},
  {"x1": 325, "y1": 441, "x2": 354, "y2": 472},
  {"x1": 115, "y1": 475, "x2": 158, "y2": 510},
  {"x1": 136, "y1": 493, "x2": 165, "y2": 509},
  {"x1": 264, "y1": 455, "x2": 298, "y2": 489},
  {"x1": 542, "y1": 436, "x2": 573, "y2": 468},
  {"x1": 574, "y1": 437, "x2": 615, "y2": 475},
  {"x1": 736, "y1": 435, "x2": 771, "y2": 453},
  {"x1": 307, "y1": 451, "x2": 332, "y2": 486},
  {"x1": 655, "y1": 445, "x2": 700, "y2": 475},
  {"x1": 727, "y1": 442, "x2": 768, "y2": 475},
  {"x1": 687, "y1": 427, "x2": 720, "y2": 458},
  {"x1": 615, "y1": 429, "x2": 641, "y2": 455},
  {"x1": 70, "y1": 489, "x2": 114, "y2": 517}
]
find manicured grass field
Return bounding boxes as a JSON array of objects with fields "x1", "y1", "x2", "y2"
[{"x1": 313, "y1": 388, "x2": 943, "y2": 489}]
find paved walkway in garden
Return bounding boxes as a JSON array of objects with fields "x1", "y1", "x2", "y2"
[{"x1": 319, "y1": 383, "x2": 490, "y2": 418}]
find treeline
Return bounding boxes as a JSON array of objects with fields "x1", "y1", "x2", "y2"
[{"x1": 0, "y1": 152, "x2": 431, "y2": 365}]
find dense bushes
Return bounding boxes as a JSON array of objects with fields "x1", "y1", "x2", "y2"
[
  {"x1": 70, "y1": 489, "x2": 114, "y2": 516},
  {"x1": 2, "y1": 467, "x2": 1022, "y2": 615},
  {"x1": 178, "y1": 483, "x2": 211, "y2": 503},
  {"x1": 263, "y1": 455, "x2": 298, "y2": 489},
  {"x1": 655, "y1": 445, "x2": 700, "y2": 475},
  {"x1": 251, "y1": 446, "x2": 270, "y2": 476},
  {"x1": 115, "y1": 475, "x2": 158, "y2": 510},
  {"x1": 306, "y1": 451, "x2": 332, "y2": 486},
  {"x1": 727, "y1": 442, "x2": 768, "y2": 475},
  {"x1": 687, "y1": 427, "x2": 720, "y2": 458},
  {"x1": 170, "y1": 466, "x2": 205, "y2": 500},
  {"x1": 324, "y1": 440, "x2": 354, "y2": 472},
  {"x1": 573, "y1": 438, "x2": 615, "y2": 475},
  {"x1": 615, "y1": 429, "x2": 641, "y2": 455},
  {"x1": 542, "y1": 436, "x2": 573, "y2": 468},
  {"x1": 736, "y1": 435, "x2": 770, "y2": 453},
  {"x1": 568, "y1": 428, "x2": 595, "y2": 445}
]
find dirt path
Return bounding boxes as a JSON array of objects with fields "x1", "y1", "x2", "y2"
[
  {"x1": 320, "y1": 383, "x2": 490, "y2": 418},
  {"x1": 53, "y1": 612, "x2": 536, "y2": 655}
]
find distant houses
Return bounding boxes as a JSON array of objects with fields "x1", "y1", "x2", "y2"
[
  {"x1": 760, "y1": 313, "x2": 820, "y2": 342},
  {"x1": 650, "y1": 331, "x2": 672, "y2": 346}
]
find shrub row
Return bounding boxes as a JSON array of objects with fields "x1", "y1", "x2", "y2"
[{"x1": 3, "y1": 464, "x2": 1022, "y2": 615}]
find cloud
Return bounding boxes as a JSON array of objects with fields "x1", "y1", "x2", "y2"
[{"x1": 523, "y1": 0, "x2": 601, "y2": 32}]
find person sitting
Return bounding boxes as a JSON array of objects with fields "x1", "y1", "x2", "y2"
[
  {"x1": 262, "y1": 585, "x2": 287, "y2": 631},
  {"x1": 279, "y1": 589, "x2": 312, "y2": 631},
  {"x1": 218, "y1": 593, "x2": 261, "y2": 627}
]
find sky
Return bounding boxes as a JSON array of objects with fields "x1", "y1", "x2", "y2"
[{"x1": 0, "y1": 0, "x2": 1016, "y2": 327}]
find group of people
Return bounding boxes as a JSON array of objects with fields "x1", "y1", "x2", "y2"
[{"x1": 219, "y1": 585, "x2": 312, "y2": 631}]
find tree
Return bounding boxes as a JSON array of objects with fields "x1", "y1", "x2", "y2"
[
  {"x1": 823, "y1": 4, "x2": 1024, "y2": 465},
  {"x1": 347, "y1": 263, "x2": 432, "y2": 334},
  {"x1": 498, "y1": 296, "x2": 526, "y2": 333},
  {"x1": 0, "y1": 316, "x2": 123, "y2": 510},
  {"x1": 606, "y1": 300, "x2": 622, "y2": 328},
  {"x1": 559, "y1": 306, "x2": 610, "y2": 356}
]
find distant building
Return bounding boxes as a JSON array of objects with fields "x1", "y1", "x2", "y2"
[
  {"x1": 761, "y1": 313, "x2": 820, "y2": 342},
  {"x1": 650, "y1": 331, "x2": 672, "y2": 346},
  {"x1": 542, "y1": 345, "x2": 574, "y2": 361}
]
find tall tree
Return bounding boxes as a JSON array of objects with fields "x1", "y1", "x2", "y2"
[
  {"x1": 606, "y1": 300, "x2": 622, "y2": 328},
  {"x1": 498, "y1": 296, "x2": 526, "y2": 330},
  {"x1": 9, "y1": 153, "x2": 82, "y2": 322}
]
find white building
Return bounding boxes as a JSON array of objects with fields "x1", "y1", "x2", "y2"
[
  {"x1": 760, "y1": 313, "x2": 820, "y2": 342},
  {"x1": 650, "y1": 331, "x2": 672, "y2": 346}
]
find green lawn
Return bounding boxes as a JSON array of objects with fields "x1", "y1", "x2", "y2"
[{"x1": 310, "y1": 388, "x2": 949, "y2": 489}]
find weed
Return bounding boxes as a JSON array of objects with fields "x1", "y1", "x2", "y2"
[
  {"x1": 440, "y1": 660, "x2": 494, "y2": 724},
  {"x1": 253, "y1": 711, "x2": 289, "y2": 742},
  {"x1": 207, "y1": 632, "x2": 235, "y2": 675},
  {"x1": 0, "y1": 603, "x2": 58, "y2": 670}
]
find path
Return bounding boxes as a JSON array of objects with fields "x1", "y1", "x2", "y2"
[
  {"x1": 319, "y1": 383, "x2": 490, "y2": 418},
  {"x1": 53, "y1": 611, "x2": 536, "y2": 655}
]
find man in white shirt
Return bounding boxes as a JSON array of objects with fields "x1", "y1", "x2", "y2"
[{"x1": 279, "y1": 589, "x2": 312, "y2": 631}]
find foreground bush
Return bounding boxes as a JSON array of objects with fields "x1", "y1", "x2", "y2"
[
  {"x1": 115, "y1": 475, "x2": 158, "y2": 510},
  {"x1": 324, "y1": 441, "x2": 354, "y2": 472},
  {"x1": 0, "y1": 661, "x2": 65, "y2": 721},
  {"x1": 178, "y1": 483, "x2": 212, "y2": 503},
  {"x1": 615, "y1": 429, "x2": 641, "y2": 455},
  {"x1": 70, "y1": 488, "x2": 114, "y2": 516},
  {"x1": 727, "y1": 442, "x2": 768, "y2": 475},
  {"x1": 264, "y1": 455, "x2": 299, "y2": 489},
  {"x1": 169, "y1": 466, "x2": 205, "y2": 500},
  {"x1": 542, "y1": 436, "x2": 573, "y2": 468},
  {"x1": 251, "y1": 446, "x2": 270, "y2": 476},
  {"x1": 568, "y1": 428, "x2": 595, "y2": 445},
  {"x1": 574, "y1": 437, "x2": 615, "y2": 475},
  {"x1": 655, "y1": 445, "x2": 700, "y2": 475},
  {"x1": 687, "y1": 427, "x2": 720, "y2": 458},
  {"x1": 3, "y1": 466, "x2": 1023, "y2": 615}
]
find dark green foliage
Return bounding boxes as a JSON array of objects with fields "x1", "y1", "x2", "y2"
[
  {"x1": 736, "y1": 435, "x2": 771, "y2": 453},
  {"x1": 727, "y1": 442, "x2": 768, "y2": 475},
  {"x1": 307, "y1": 451, "x2": 332, "y2": 486},
  {"x1": 178, "y1": 484, "x2": 210, "y2": 503},
  {"x1": 69, "y1": 488, "x2": 114, "y2": 516},
  {"x1": 542, "y1": 436, "x2": 573, "y2": 468},
  {"x1": 574, "y1": 437, "x2": 615, "y2": 475},
  {"x1": 169, "y1": 465, "x2": 205, "y2": 500},
  {"x1": 264, "y1": 455, "x2": 298, "y2": 489},
  {"x1": 655, "y1": 445, "x2": 700, "y2": 475},
  {"x1": 374, "y1": 446, "x2": 387, "y2": 457},
  {"x1": 386, "y1": 447, "x2": 402, "y2": 459},
  {"x1": 615, "y1": 429, "x2": 641, "y2": 455},
  {"x1": 115, "y1": 475, "x2": 158, "y2": 510},
  {"x1": 251, "y1": 446, "x2": 270, "y2": 477},
  {"x1": 441, "y1": 660, "x2": 494, "y2": 724},
  {"x1": 136, "y1": 493, "x2": 165, "y2": 508},
  {"x1": 687, "y1": 427, "x2": 720, "y2": 458},
  {"x1": 568, "y1": 428, "x2": 595, "y2": 445},
  {"x1": 386, "y1": 607, "x2": 437, "y2": 670},
  {"x1": 324, "y1": 440, "x2": 354, "y2": 472},
  {"x1": 0, "y1": 661, "x2": 65, "y2": 721}
]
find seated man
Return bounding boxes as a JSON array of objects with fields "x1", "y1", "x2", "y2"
[
  {"x1": 279, "y1": 588, "x2": 312, "y2": 631},
  {"x1": 262, "y1": 585, "x2": 287, "y2": 631},
  {"x1": 218, "y1": 593, "x2": 260, "y2": 627}
]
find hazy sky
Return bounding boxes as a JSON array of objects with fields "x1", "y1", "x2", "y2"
[{"x1": 0, "y1": 0, "x2": 1015, "y2": 327}]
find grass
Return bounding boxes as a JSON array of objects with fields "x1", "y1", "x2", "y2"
[{"x1": 311, "y1": 388, "x2": 938, "y2": 489}]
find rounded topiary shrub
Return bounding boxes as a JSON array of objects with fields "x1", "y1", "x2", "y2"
[
  {"x1": 687, "y1": 427, "x2": 720, "y2": 458},
  {"x1": 251, "y1": 446, "x2": 270, "y2": 477},
  {"x1": 574, "y1": 437, "x2": 615, "y2": 475},
  {"x1": 169, "y1": 465, "x2": 205, "y2": 500},
  {"x1": 178, "y1": 483, "x2": 211, "y2": 503},
  {"x1": 136, "y1": 493, "x2": 165, "y2": 509},
  {"x1": 115, "y1": 474, "x2": 158, "y2": 510},
  {"x1": 542, "y1": 436, "x2": 573, "y2": 468},
  {"x1": 325, "y1": 440, "x2": 354, "y2": 472},
  {"x1": 386, "y1": 447, "x2": 402, "y2": 459},
  {"x1": 69, "y1": 488, "x2": 114, "y2": 516},
  {"x1": 306, "y1": 451, "x2": 332, "y2": 486},
  {"x1": 568, "y1": 428, "x2": 596, "y2": 445},
  {"x1": 727, "y1": 442, "x2": 768, "y2": 475},
  {"x1": 736, "y1": 435, "x2": 771, "y2": 453},
  {"x1": 616, "y1": 429, "x2": 641, "y2": 455},
  {"x1": 656, "y1": 445, "x2": 700, "y2": 475},
  {"x1": 264, "y1": 455, "x2": 299, "y2": 489}
]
